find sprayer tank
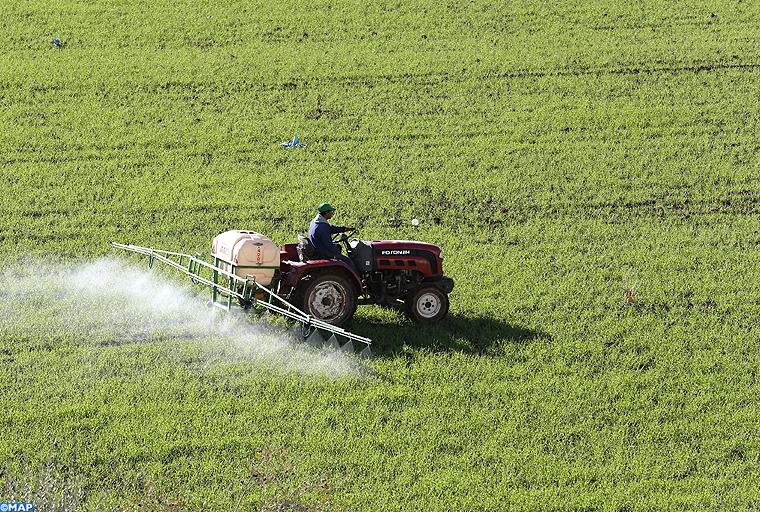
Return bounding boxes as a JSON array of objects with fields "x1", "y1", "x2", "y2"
[{"x1": 211, "y1": 230, "x2": 280, "y2": 286}]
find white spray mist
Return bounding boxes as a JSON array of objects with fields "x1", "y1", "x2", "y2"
[{"x1": 0, "y1": 257, "x2": 366, "y2": 378}]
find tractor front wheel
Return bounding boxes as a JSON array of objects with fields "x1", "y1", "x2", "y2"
[
  {"x1": 406, "y1": 285, "x2": 449, "y2": 323},
  {"x1": 298, "y1": 274, "x2": 357, "y2": 327}
]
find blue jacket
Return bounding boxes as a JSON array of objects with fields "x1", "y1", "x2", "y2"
[{"x1": 309, "y1": 214, "x2": 349, "y2": 259}]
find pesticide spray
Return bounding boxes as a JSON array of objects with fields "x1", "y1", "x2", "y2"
[{"x1": 0, "y1": 257, "x2": 367, "y2": 378}]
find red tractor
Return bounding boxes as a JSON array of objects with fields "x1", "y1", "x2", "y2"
[{"x1": 277, "y1": 230, "x2": 454, "y2": 326}]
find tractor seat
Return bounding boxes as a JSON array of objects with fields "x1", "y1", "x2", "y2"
[{"x1": 297, "y1": 235, "x2": 315, "y2": 262}]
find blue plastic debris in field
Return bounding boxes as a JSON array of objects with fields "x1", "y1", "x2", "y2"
[{"x1": 281, "y1": 135, "x2": 305, "y2": 148}]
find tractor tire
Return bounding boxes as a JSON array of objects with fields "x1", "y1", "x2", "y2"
[
  {"x1": 298, "y1": 273, "x2": 357, "y2": 327},
  {"x1": 405, "y1": 285, "x2": 449, "y2": 323}
]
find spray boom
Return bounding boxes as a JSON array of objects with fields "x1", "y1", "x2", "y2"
[{"x1": 110, "y1": 242, "x2": 372, "y2": 357}]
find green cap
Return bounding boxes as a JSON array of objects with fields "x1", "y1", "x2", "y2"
[{"x1": 318, "y1": 203, "x2": 336, "y2": 213}]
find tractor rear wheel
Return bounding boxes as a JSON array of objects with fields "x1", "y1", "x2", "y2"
[
  {"x1": 298, "y1": 273, "x2": 357, "y2": 327},
  {"x1": 406, "y1": 285, "x2": 449, "y2": 323}
]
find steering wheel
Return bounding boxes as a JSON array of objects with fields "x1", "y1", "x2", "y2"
[{"x1": 332, "y1": 228, "x2": 357, "y2": 244}]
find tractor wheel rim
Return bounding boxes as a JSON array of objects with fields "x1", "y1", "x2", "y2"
[
  {"x1": 415, "y1": 292, "x2": 441, "y2": 318},
  {"x1": 309, "y1": 281, "x2": 348, "y2": 320}
]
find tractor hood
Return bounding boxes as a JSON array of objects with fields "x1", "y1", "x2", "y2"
[
  {"x1": 370, "y1": 240, "x2": 443, "y2": 259},
  {"x1": 356, "y1": 240, "x2": 445, "y2": 277}
]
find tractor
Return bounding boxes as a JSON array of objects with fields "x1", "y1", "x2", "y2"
[
  {"x1": 276, "y1": 229, "x2": 455, "y2": 327},
  {"x1": 113, "y1": 229, "x2": 454, "y2": 353}
]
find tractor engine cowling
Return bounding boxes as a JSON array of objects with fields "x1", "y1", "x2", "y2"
[{"x1": 363, "y1": 240, "x2": 444, "y2": 278}]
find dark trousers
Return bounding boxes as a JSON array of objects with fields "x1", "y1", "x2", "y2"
[
  {"x1": 334, "y1": 254, "x2": 358, "y2": 276},
  {"x1": 315, "y1": 252, "x2": 358, "y2": 276}
]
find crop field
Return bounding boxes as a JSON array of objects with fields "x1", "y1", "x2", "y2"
[{"x1": 2, "y1": 0, "x2": 760, "y2": 509}]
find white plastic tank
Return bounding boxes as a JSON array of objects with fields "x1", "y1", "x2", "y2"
[{"x1": 211, "y1": 230, "x2": 280, "y2": 286}]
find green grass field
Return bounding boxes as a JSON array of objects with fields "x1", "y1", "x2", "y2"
[{"x1": 2, "y1": 0, "x2": 760, "y2": 509}]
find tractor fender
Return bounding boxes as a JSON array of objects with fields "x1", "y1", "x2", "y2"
[{"x1": 285, "y1": 259, "x2": 363, "y2": 295}]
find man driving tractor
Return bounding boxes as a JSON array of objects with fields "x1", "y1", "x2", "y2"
[{"x1": 308, "y1": 203, "x2": 357, "y2": 275}]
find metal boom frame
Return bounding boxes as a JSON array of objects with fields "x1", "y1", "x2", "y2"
[{"x1": 111, "y1": 243, "x2": 372, "y2": 348}]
